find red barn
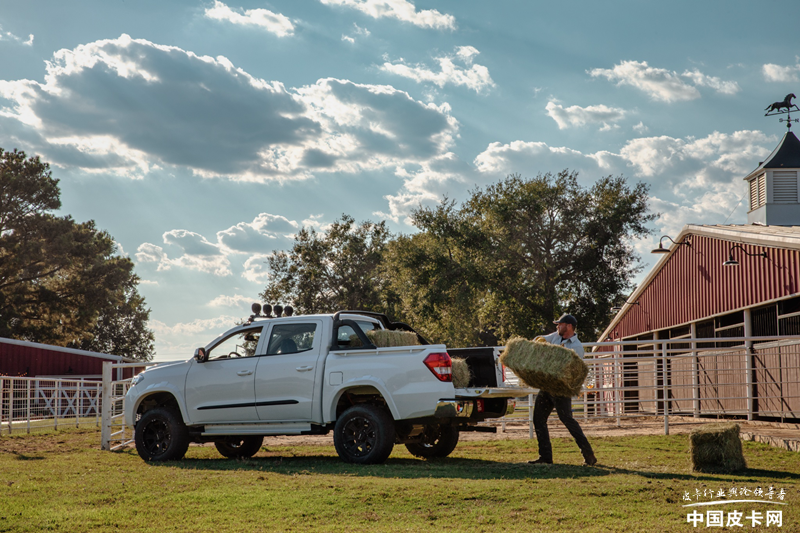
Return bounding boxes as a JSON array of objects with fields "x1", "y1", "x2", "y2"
[
  {"x1": 0, "y1": 337, "x2": 135, "y2": 380},
  {"x1": 597, "y1": 130, "x2": 800, "y2": 420}
]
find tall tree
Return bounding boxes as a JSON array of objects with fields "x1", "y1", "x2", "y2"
[
  {"x1": 388, "y1": 170, "x2": 654, "y2": 343},
  {"x1": 260, "y1": 214, "x2": 397, "y2": 315},
  {"x1": 0, "y1": 148, "x2": 154, "y2": 360}
]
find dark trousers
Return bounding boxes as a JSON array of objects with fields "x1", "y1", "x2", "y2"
[{"x1": 533, "y1": 390, "x2": 594, "y2": 461}]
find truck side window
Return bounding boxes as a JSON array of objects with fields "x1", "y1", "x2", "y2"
[
  {"x1": 336, "y1": 321, "x2": 380, "y2": 348},
  {"x1": 207, "y1": 326, "x2": 263, "y2": 360},
  {"x1": 266, "y1": 323, "x2": 317, "y2": 355}
]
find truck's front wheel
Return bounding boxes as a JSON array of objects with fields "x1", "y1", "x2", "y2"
[
  {"x1": 405, "y1": 425, "x2": 459, "y2": 458},
  {"x1": 215, "y1": 436, "x2": 264, "y2": 458},
  {"x1": 135, "y1": 407, "x2": 190, "y2": 462},
  {"x1": 333, "y1": 405, "x2": 395, "y2": 464}
]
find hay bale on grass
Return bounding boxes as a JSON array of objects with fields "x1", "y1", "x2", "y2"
[
  {"x1": 451, "y1": 357, "x2": 471, "y2": 388},
  {"x1": 499, "y1": 336, "x2": 588, "y2": 397},
  {"x1": 690, "y1": 423, "x2": 746, "y2": 473},
  {"x1": 349, "y1": 329, "x2": 420, "y2": 348}
]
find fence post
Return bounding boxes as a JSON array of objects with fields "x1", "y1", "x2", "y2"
[
  {"x1": 743, "y1": 309, "x2": 754, "y2": 421},
  {"x1": 691, "y1": 323, "x2": 699, "y2": 418},
  {"x1": 54, "y1": 380, "x2": 59, "y2": 431},
  {"x1": 614, "y1": 352, "x2": 621, "y2": 427},
  {"x1": 101, "y1": 362, "x2": 112, "y2": 450},
  {"x1": 662, "y1": 342, "x2": 669, "y2": 436},
  {"x1": 26, "y1": 379, "x2": 31, "y2": 434}
]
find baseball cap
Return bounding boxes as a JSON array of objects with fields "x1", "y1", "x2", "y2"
[{"x1": 553, "y1": 313, "x2": 577, "y2": 327}]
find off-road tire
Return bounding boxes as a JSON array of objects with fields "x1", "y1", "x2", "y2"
[
  {"x1": 134, "y1": 407, "x2": 190, "y2": 462},
  {"x1": 215, "y1": 436, "x2": 264, "y2": 458},
  {"x1": 405, "y1": 425, "x2": 459, "y2": 458},
  {"x1": 333, "y1": 404, "x2": 395, "y2": 464}
]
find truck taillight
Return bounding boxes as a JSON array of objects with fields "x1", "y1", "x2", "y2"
[
  {"x1": 423, "y1": 352, "x2": 452, "y2": 382},
  {"x1": 501, "y1": 364, "x2": 506, "y2": 382}
]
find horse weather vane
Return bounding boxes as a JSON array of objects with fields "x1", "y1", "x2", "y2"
[{"x1": 765, "y1": 93, "x2": 799, "y2": 130}]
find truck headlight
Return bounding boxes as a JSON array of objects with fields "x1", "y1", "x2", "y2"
[{"x1": 131, "y1": 373, "x2": 145, "y2": 387}]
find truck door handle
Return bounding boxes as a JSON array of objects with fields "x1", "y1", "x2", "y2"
[
  {"x1": 296, "y1": 366, "x2": 313, "y2": 372},
  {"x1": 237, "y1": 370, "x2": 254, "y2": 376}
]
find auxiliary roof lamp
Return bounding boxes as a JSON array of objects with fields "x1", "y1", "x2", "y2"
[
  {"x1": 651, "y1": 235, "x2": 690, "y2": 254},
  {"x1": 722, "y1": 244, "x2": 767, "y2": 267}
]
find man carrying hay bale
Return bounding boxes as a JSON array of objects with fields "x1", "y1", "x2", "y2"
[{"x1": 527, "y1": 314, "x2": 597, "y2": 466}]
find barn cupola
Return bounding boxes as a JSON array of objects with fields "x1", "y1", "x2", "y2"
[{"x1": 744, "y1": 130, "x2": 800, "y2": 226}]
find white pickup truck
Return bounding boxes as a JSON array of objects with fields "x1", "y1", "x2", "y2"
[{"x1": 125, "y1": 306, "x2": 532, "y2": 464}]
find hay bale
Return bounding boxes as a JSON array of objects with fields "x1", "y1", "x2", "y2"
[
  {"x1": 349, "y1": 329, "x2": 420, "y2": 348},
  {"x1": 451, "y1": 357, "x2": 471, "y2": 388},
  {"x1": 690, "y1": 423, "x2": 746, "y2": 473},
  {"x1": 499, "y1": 336, "x2": 588, "y2": 397}
]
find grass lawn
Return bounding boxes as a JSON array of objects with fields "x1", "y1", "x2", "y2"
[{"x1": 0, "y1": 428, "x2": 798, "y2": 532}]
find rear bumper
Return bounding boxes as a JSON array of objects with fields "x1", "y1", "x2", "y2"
[
  {"x1": 433, "y1": 399, "x2": 474, "y2": 418},
  {"x1": 453, "y1": 386, "x2": 536, "y2": 399}
]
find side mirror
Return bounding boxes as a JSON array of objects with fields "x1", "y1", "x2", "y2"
[{"x1": 194, "y1": 347, "x2": 207, "y2": 363}]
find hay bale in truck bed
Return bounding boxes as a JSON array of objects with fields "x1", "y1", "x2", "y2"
[
  {"x1": 499, "y1": 336, "x2": 588, "y2": 397},
  {"x1": 689, "y1": 423, "x2": 746, "y2": 473},
  {"x1": 349, "y1": 329, "x2": 420, "y2": 348},
  {"x1": 451, "y1": 357, "x2": 471, "y2": 388}
]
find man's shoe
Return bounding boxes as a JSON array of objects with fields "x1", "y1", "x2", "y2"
[
  {"x1": 528, "y1": 457, "x2": 553, "y2": 465},
  {"x1": 583, "y1": 453, "x2": 598, "y2": 466}
]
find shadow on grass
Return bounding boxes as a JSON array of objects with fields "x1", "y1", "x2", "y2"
[
  {"x1": 10, "y1": 451, "x2": 45, "y2": 461},
  {"x1": 139, "y1": 451, "x2": 800, "y2": 483},
  {"x1": 145, "y1": 453, "x2": 617, "y2": 480}
]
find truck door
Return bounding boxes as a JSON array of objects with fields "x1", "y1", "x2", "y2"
[
  {"x1": 254, "y1": 320, "x2": 323, "y2": 422},
  {"x1": 184, "y1": 324, "x2": 265, "y2": 424}
]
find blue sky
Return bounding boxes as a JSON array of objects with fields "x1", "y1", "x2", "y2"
[{"x1": 1, "y1": 1, "x2": 798, "y2": 361}]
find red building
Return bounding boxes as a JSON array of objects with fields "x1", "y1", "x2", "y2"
[
  {"x1": 598, "y1": 130, "x2": 800, "y2": 420},
  {"x1": 0, "y1": 337, "x2": 135, "y2": 380}
]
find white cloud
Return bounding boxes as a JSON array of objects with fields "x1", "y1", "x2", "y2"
[
  {"x1": 632, "y1": 121, "x2": 649, "y2": 134},
  {"x1": 381, "y1": 47, "x2": 495, "y2": 93},
  {"x1": 342, "y1": 23, "x2": 370, "y2": 43},
  {"x1": 136, "y1": 230, "x2": 231, "y2": 276},
  {"x1": 242, "y1": 254, "x2": 273, "y2": 284},
  {"x1": 620, "y1": 130, "x2": 774, "y2": 188},
  {"x1": 545, "y1": 100, "x2": 627, "y2": 130},
  {"x1": 589, "y1": 60, "x2": 700, "y2": 102},
  {"x1": 208, "y1": 294, "x2": 253, "y2": 308},
  {"x1": 763, "y1": 61, "x2": 800, "y2": 83},
  {"x1": 150, "y1": 315, "x2": 239, "y2": 337},
  {"x1": 0, "y1": 35, "x2": 458, "y2": 182},
  {"x1": 217, "y1": 213, "x2": 299, "y2": 253},
  {"x1": 681, "y1": 69, "x2": 739, "y2": 95},
  {"x1": 204, "y1": 1, "x2": 295, "y2": 37},
  {"x1": 320, "y1": 0, "x2": 455, "y2": 30},
  {"x1": 0, "y1": 25, "x2": 34, "y2": 46}
]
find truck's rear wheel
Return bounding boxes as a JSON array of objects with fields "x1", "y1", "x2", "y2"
[
  {"x1": 405, "y1": 425, "x2": 459, "y2": 458},
  {"x1": 333, "y1": 405, "x2": 395, "y2": 464},
  {"x1": 215, "y1": 436, "x2": 264, "y2": 458},
  {"x1": 135, "y1": 407, "x2": 190, "y2": 462}
]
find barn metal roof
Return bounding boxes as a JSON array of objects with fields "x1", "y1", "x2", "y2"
[{"x1": 0, "y1": 337, "x2": 133, "y2": 362}]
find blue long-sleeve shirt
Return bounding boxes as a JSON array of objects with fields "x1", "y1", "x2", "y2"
[{"x1": 540, "y1": 331, "x2": 585, "y2": 359}]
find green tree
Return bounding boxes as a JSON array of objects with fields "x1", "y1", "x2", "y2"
[
  {"x1": 388, "y1": 170, "x2": 654, "y2": 344},
  {"x1": 0, "y1": 148, "x2": 154, "y2": 360},
  {"x1": 260, "y1": 214, "x2": 397, "y2": 315}
]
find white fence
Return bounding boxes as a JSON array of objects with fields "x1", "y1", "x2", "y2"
[
  {"x1": 503, "y1": 335, "x2": 800, "y2": 436},
  {"x1": 100, "y1": 361, "x2": 154, "y2": 451},
  {"x1": 0, "y1": 377, "x2": 102, "y2": 434}
]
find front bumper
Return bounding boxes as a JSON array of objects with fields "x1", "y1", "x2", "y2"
[{"x1": 433, "y1": 399, "x2": 474, "y2": 418}]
